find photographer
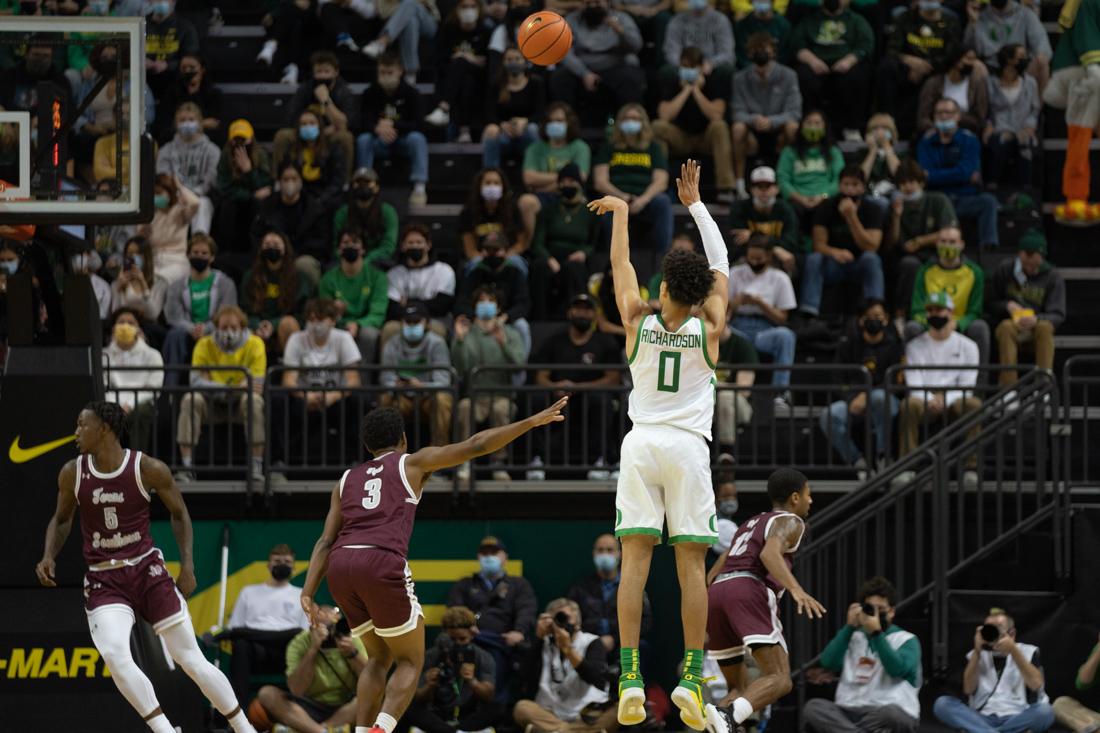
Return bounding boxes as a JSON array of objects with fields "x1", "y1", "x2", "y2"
[
  {"x1": 933, "y1": 607, "x2": 1054, "y2": 733},
  {"x1": 255, "y1": 605, "x2": 365, "y2": 733},
  {"x1": 405, "y1": 606, "x2": 501, "y2": 733},
  {"x1": 803, "y1": 576, "x2": 921, "y2": 733},
  {"x1": 513, "y1": 599, "x2": 616, "y2": 733}
]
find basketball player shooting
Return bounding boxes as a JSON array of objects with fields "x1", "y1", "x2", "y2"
[
  {"x1": 703, "y1": 468, "x2": 826, "y2": 733},
  {"x1": 588, "y1": 159, "x2": 729, "y2": 731},
  {"x1": 35, "y1": 402, "x2": 258, "y2": 733},
  {"x1": 299, "y1": 397, "x2": 569, "y2": 733}
]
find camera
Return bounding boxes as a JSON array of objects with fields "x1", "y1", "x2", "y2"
[
  {"x1": 860, "y1": 603, "x2": 889, "y2": 630},
  {"x1": 861, "y1": 602, "x2": 876, "y2": 616},
  {"x1": 320, "y1": 617, "x2": 351, "y2": 648},
  {"x1": 553, "y1": 611, "x2": 575, "y2": 636},
  {"x1": 435, "y1": 633, "x2": 475, "y2": 683},
  {"x1": 980, "y1": 623, "x2": 1001, "y2": 649}
]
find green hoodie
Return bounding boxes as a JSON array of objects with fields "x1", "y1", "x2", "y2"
[{"x1": 790, "y1": 9, "x2": 876, "y2": 65}]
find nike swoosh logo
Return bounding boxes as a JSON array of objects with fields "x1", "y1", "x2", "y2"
[{"x1": 9, "y1": 435, "x2": 77, "y2": 464}]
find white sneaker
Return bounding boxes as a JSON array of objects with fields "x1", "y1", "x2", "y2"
[
  {"x1": 962, "y1": 470, "x2": 979, "y2": 489},
  {"x1": 174, "y1": 469, "x2": 195, "y2": 484},
  {"x1": 336, "y1": 32, "x2": 360, "y2": 52},
  {"x1": 587, "y1": 456, "x2": 611, "y2": 481},
  {"x1": 772, "y1": 395, "x2": 790, "y2": 415},
  {"x1": 457, "y1": 462, "x2": 470, "y2": 481},
  {"x1": 854, "y1": 457, "x2": 868, "y2": 482},
  {"x1": 843, "y1": 128, "x2": 863, "y2": 142},
  {"x1": 526, "y1": 455, "x2": 546, "y2": 481},
  {"x1": 425, "y1": 106, "x2": 450, "y2": 127},
  {"x1": 280, "y1": 62, "x2": 299, "y2": 84},
  {"x1": 891, "y1": 470, "x2": 916, "y2": 488},
  {"x1": 456, "y1": 128, "x2": 472, "y2": 143},
  {"x1": 362, "y1": 39, "x2": 387, "y2": 58},
  {"x1": 492, "y1": 470, "x2": 511, "y2": 481},
  {"x1": 256, "y1": 39, "x2": 277, "y2": 65},
  {"x1": 1001, "y1": 389, "x2": 1020, "y2": 412},
  {"x1": 408, "y1": 188, "x2": 427, "y2": 208}
]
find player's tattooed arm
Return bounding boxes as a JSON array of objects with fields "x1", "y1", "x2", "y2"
[
  {"x1": 36, "y1": 459, "x2": 80, "y2": 587},
  {"x1": 761, "y1": 515, "x2": 826, "y2": 619},
  {"x1": 144, "y1": 456, "x2": 197, "y2": 597},
  {"x1": 300, "y1": 485, "x2": 344, "y2": 625}
]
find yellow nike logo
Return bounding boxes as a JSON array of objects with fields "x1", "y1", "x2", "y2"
[{"x1": 8, "y1": 435, "x2": 76, "y2": 464}]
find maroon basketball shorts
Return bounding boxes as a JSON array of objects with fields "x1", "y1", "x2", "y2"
[
  {"x1": 328, "y1": 546, "x2": 423, "y2": 638},
  {"x1": 706, "y1": 573, "x2": 787, "y2": 659},
  {"x1": 83, "y1": 548, "x2": 188, "y2": 634}
]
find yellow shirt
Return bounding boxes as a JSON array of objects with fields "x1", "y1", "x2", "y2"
[
  {"x1": 728, "y1": 0, "x2": 790, "y2": 18},
  {"x1": 191, "y1": 334, "x2": 267, "y2": 386}
]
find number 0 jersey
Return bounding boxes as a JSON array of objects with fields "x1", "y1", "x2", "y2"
[
  {"x1": 334, "y1": 451, "x2": 420, "y2": 557},
  {"x1": 75, "y1": 450, "x2": 156, "y2": 567},
  {"x1": 627, "y1": 314, "x2": 716, "y2": 440}
]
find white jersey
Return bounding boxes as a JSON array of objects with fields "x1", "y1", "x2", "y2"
[{"x1": 627, "y1": 313, "x2": 716, "y2": 440}]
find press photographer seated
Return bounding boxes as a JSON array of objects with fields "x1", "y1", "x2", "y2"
[{"x1": 405, "y1": 606, "x2": 502, "y2": 733}]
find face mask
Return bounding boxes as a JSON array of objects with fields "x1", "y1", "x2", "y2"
[
  {"x1": 935, "y1": 118, "x2": 958, "y2": 134},
  {"x1": 483, "y1": 254, "x2": 505, "y2": 270},
  {"x1": 113, "y1": 322, "x2": 138, "y2": 347},
  {"x1": 475, "y1": 300, "x2": 498, "y2": 320},
  {"x1": 129, "y1": 254, "x2": 145, "y2": 269},
  {"x1": 458, "y1": 6, "x2": 479, "y2": 23},
  {"x1": 94, "y1": 54, "x2": 117, "y2": 75},
  {"x1": 863, "y1": 319, "x2": 885, "y2": 336},
  {"x1": 990, "y1": 0, "x2": 1007, "y2": 8},
  {"x1": 1015, "y1": 59, "x2": 1030, "y2": 75},
  {"x1": 619, "y1": 119, "x2": 643, "y2": 136},
  {"x1": 750, "y1": 51, "x2": 771, "y2": 66},
  {"x1": 546, "y1": 122, "x2": 568, "y2": 142},
  {"x1": 593, "y1": 553, "x2": 618, "y2": 573},
  {"x1": 0, "y1": 260, "x2": 19, "y2": 276},
  {"x1": 89, "y1": 0, "x2": 111, "y2": 14},
  {"x1": 679, "y1": 66, "x2": 700, "y2": 83},
  {"x1": 718, "y1": 499, "x2": 739, "y2": 517},
  {"x1": 846, "y1": 194, "x2": 862, "y2": 204},
  {"x1": 481, "y1": 183, "x2": 504, "y2": 201},
  {"x1": 479, "y1": 554, "x2": 503, "y2": 575},
  {"x1": 688, "y1": 0, "x2": 707, "y2": 9},
  {"x1": 299, "y1": 124, "x2": 320, "y2": 142},
  {"x1": 262, "y1": 247, "x2": 283, "y2": 263},
  {"x1": 270, "y1": 563, "x2": 293, "y2": 581},
  {"x1": 26, "y1": 58, "x2": 51, "y2": 76},
  {"x1": 505, "y1": 61, "x2": 527, "y2": 76},
  {"x1": 937, "y1": 246, "x2": 961, "y2": 262},
  {"x1": 802, "y1": 126, "x2": 824, "y2": 142},
  {"x1": 215, "y1": 328, "x2": 245, "y2": 352},
  {"x1": 154, "y1": 193, "x2": 169, "y2": 209},
  {"x1": 179, "y1": 70, "x2": 198, "y2": 84},
  {"x1": 189, "y1": 256, "x2": 210, "y2": 272},
  {"x1": 378, "y1": 74, "x2": 400, "y2": 92},
  {"x1": 177, "y1": 120, "x2": 200, "y2": 137},
  {"x1": 752, "y1": 0, "x2": 771, "y2": 12},
  {"x1": 901, "y1": 190, "x2": 922, "y2": 203},
  {"x1": 823, "y1": 0, "x2": 840, "y2": 12},
  {"x1": 749, "y1": 261, "x2": 767, "y2": 274},
  {"x1": 340, "y1": 247, "x2": 361, "y2": 263},
  {"x1": 927, "y1": 314, "x2": 950, "y2": 330},
  {"x1": 403, "y1": 322, "x2": 426, "y2": 342},
  {"x1": 405, "y1": 248, "x2": 426, "y2": 264},
  {"x1": 570, "y1": 316, "x2": 593, "y2": 332},
  {"x1": 152, "y1": 1, "x2": 171, "y2": 15},
  {"x1": 875, "y1": 128, "x2": 892, "y2": 142},
  {"x1": 560, "y1": 185, "x2": 579, "y2": 200},
  {"x1": 582, "y1": 5, "x2": 607, "y2": 25},
  {"x1": 308, "y1": 320, "x2": 333, "y2": 341},
  {"x1": 753, "y1": 194, "x2": 776, "y2": 209},
  {"x1": 281, "y1": 180, "x2": 302, "y2": 197},
  {"x1": 958, "y1": 64, "x2": 973, "y2": 77},
  {"x1": 918, "y1": 0, "x2": 940, "y2": 10}
]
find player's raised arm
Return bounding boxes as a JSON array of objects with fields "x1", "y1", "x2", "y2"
[
  {"x1": 761, "y1": 515, "x2": 825, "y2": 618},
  {"x1": 405, "y1": 397, "x2": 569, "y2": 482},
  {"x1": 677, "y1": 160, "x2": 729, "y2": 330},
  {"x1": 588, "y1": 196, "x2": 648, "y2": 329},
  {"x1": 300, "y1": 484, "x2": 345, "y2": 625},
  {"x1": 143, "y1": 456, "x2": 197, "y2": 597},
  {"x1": 35, "y1": 460, "x2": 80, "y2": 588}
]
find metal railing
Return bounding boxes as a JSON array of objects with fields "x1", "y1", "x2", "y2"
[{"x1": 1063, "y1": 355, "x2": 1100, "y2": 487}]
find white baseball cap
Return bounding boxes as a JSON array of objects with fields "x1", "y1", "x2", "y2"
[{"x1": 750, "y1": 166, "x2": 777, "y2": 184}]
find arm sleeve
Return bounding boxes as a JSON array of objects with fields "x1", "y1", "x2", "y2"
[
  {"x1": 851, "y1": 13, "x2": 875, "y2": 60},
  {"x1": 573, "y1": 638, "x2": 610, "y2": 687},
  {"x1": 713, "y1": 15, "x2": 735, "y2": 68},
  {"x1": 1026, "y1": 11, "x2": 1052, "y2": 57},
  {"x1": 777, "y1": 148, "x2": 795, "y2": 198},
  {"x1": 731, "y1": 73, "x2": 755, "y2": 125},
  {"x1": 818, "y1": 625, "x2": 855, "y2": 672},
  {"x1": 772, "y1": 69, "x2": 804, "y2": 126},
  {"x1": 563, "y1": 48, "x2": 590, "y2": 77},
  {"x1": 910, "y1": 264, "x2": 930, "y2": 323},
  {"x1": 285, "y1": 632, "x2": 307, "y2": 676},
  {"x1": 379, "y1": 340, "x2": 399, "y2": 387},
  {"x1": 428, "y1": 338, "x2": 453, "y2": 386},
  {"x1": 364, "y1": 204, "x2": 400, "y2": 265},
  {"x1": 503, "y1": 327, "x2": 527, "y2": 363},
  {"x1": 689, "y1": 201, "x2": 729, "y2": 276},
  {"x1": 620, "y1": 13, "x2": 643, "y2": 53},
  {"x1": 826, "y1": 148, "x2": 844, "y2": 195},
  {"x1": 663, "y1": 16, "x2": 683, "y2": 66},
  {"x1": 227, "y1": 587, "x2": 249, "y2": 628},
  {"x1": 870, "y1": 633, "x2": 922, "y2": 685}
]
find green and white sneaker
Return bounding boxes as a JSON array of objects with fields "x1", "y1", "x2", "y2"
[{"x1": 617, "y1": 672, "x2": 646, "y2": 726}]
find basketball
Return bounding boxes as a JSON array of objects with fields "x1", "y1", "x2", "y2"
[{"x1": 517, "y1": 11, "x2": 573, "y2": 66}]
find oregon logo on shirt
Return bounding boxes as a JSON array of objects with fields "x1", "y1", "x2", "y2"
[{"x1": 610, "y1": 152, "x2": 653, "y2": 168}]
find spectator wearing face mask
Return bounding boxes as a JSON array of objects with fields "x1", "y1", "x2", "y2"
[
  {"x1": 279, "y1": 107, "x2": 346, "y2": 211},
  {"x1": 104, "y1": 307, "x2": 164, "y2": 454},
  {"x1": 379, "y1": 301, "x2": 455, "y2": 447},
  {"x1": 710, "y1": 456, "x2": 740, "y2": 556},
  {"x1": 68, "y1": 249, "x2": 112, "y2": 321},
  {"x1": 731, "y1": 33, "x2": 802, "y2": 199},
  {"x1": 144, "y1": 0, "x2": 200, "y2": 96},
  {"x1": 777, "y1": 110, "x2": 844, "y2": 230},
  {"x1": 213, "y1": 119, "x2": 274, "y2": 259},
  {"x1": 331, "y1": 167, "x2": 398, "y2": 267},
  {"x1": 728, "y1": 166, "x2": 802, "y2": 276},
  {"x1": 156, "y1": 102, "x2": 220, "y2": 234},
  {"x1": 734, "y1": 0, "x2": 791, "y2": 69},
  {"x1": 222, "y1": 544, "x2": 309, "y2": 707},
  {"x1": 984, "y1": 43, "x2": 1041, "y2": 190},
  {"x1": 162, "y1": 233, "x2": 238, "y2": 384},
  {"x1": 242, "y1": 230, "x2": 310, "y2": 357},
  {"x1": 356, "y1": 52, "x2": 430, "y2": 208},
  {"x1": 274, "y1": 298, "x2": 363, "y2": 465},
  {"x1": 111, "y1": 235, "x2": 170, "y2": 336},
  {"x1": 139, "y1": 174, "x2": 200, "y2": 285},
  {"x1": 800, "y1": 166, "x2": 886, "y2": 319},
  {"x1": 154, "y1": 52, "x2": 223, "y2": 144},
  {"x1": 653, "y1": 46, "x2": 734, "y2": 201},
  {"x1": 530, "y1": 164, "x2": 602, "y2": 319},
  {"x1": 319, "y1": 229, "x2": 389, "y2": 365},
  {"x1": 568, "y1": 533, "x2": 652, "y2": 658},
  {"x1": 275, "y1": 51, "x2": 357, "y2": 180},
  {"x1": 518, "y1": 102, "x2": 592, "y2": 241},
  {"x1": 906, "y1": 225, "x2": 989, "y2": 365},
  {"x1": 483, "y1": 47, "x2": 546, "y2": 170},
  {"x1": 176, "y1": 305, "x2": 267, "y2": 483},
  {"x1": 461, "y1": 168, "x2": 527, "y2": 268},
  {"x1": 383, "y1": 223, "x2": 456, "y2": 346},
  {"x1": 964, "y1": 0, "x2": 1050, "y2": 88},
  {"x1": 819, "y1": 299, "x2": 904, "y2": 478},
  {"x1": 456, "y1": 233, "x2": 531, "y2": 356},
  {"x1": 859, "y1": 114, "x2": 901, "y2": 200},
  {"x1": 424, "y1": 0, "x2": 492, "y2": 143},
  {"x1": 916, "y1": 47, "x2": 989, "y2": 134},
  {"x1": 448, "y1": 536, "x2": 537, "y2": 699},
  {"x1": 250, "y1": 162, "x2": 328, "y2": 286},
  {"x1": 662, "y1": 0, "x2": 735, "y2": 102}
]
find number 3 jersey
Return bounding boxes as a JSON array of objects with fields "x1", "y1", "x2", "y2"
[
  {"x1": 627, "y1": 314, "x2": 716, "y2": 440},
  {"x1": 75, "y1": 450, "x2": 155, "y2": 566},
  {"x1": 334, "y1": 451, "x2": 419, "y2": 557}
]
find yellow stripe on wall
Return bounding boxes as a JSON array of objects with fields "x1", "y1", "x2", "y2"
[{"x1": 409, "y1": 559, "x2": 523, "y2": 580}]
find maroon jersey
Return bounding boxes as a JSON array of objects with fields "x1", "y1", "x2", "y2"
[
  {"x1": 334, "y1": 451, "x2": 419, "y2": 557},
  {"x1": 75, "y1": 450, "x2": 155, "y2": 567},
  {"x1": 720, "y1": 510, "x2": 805, "y2": 594}
]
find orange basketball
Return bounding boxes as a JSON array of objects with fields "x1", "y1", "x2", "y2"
[{"x1": 517, "y1": 11, "x2": 573, "y2": 66}]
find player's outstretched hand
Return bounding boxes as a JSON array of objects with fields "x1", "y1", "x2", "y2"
[
  {"x1": 587, "y1": 196, "x2": 628, "y2": 216},
  {"x1": 791, "y1": 588, "x2": 826, "y2": 619},
  {"x1": 35, "y1": 557, "x2": 56, "y2": 587},
  {"x1": 176, "y1": 564, "x2": 197, "y2": 597},
  {"x1": 676, "y1": 159, "x2": 702, "y2": 207},
  {"x1": 529, "y1": 396, "x2": 569, "y2": 427}
]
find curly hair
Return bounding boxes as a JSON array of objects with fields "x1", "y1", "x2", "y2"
[
  {"x1": 361, "y1": 406, "x2": 405, "y2": 453},
  {"x1": 441, "y1": 606, "x2": 478, "y2": 629},
  {"x1": 84, "y1": 401, "x2": 127, "y2": 439},
  {"x1": 766, "y1": 467, "x2": 807, "y2": 505},
  {"x1": 661, "y1": 248, "x2": 714, "y2": 306},
  {"x1": 858, "y1": 576, "x2": 897, "y2": 606}
]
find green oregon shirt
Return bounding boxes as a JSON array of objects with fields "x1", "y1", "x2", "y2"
[
  {"x1": 318, "y1": 263, "x2": 389, "y2": 329},
  {"x1": 523, "y1": 139, "x2": 592, "y2": 176},
  {"x1": 188, "y1": 275, "x2": 214, "y2": 324},
  {"x1": 595, "y1": 142, "x2": 669, "y2": 197},
  {"x1": 284, "y1": 630, "x2": 366, "y2": 707}
]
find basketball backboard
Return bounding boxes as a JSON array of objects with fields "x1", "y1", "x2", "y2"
[{"x1": 0, "y1": 16, "x2": 152, "y2": 225}]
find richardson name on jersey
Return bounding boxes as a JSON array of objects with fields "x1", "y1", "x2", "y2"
[
  {"x1": 640, "y1": 329, "x2": 703, "y2": 349},
  {"x1": 91, "y1": 530, "x2": 142, "y2": 550}
]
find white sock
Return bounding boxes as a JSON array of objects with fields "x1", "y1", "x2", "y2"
[
  {"x1": 375, "y1": 712, "x2": 398, "y2": 733},
  {"x1": 413, "y1": 182, "x2": 426, "y2": 193},
  {"x1": 146, "y1": 713, "x2": 174, "y2": 733},
  {"x1": 732, "y1": 697, "x2": 754, "y2": 724},
  {"x1": 227, "y1": 709, "x2": 257, "y2": 733},
  {"x1": 181, "y1": 456, "x2": 193, "y2": 467}
]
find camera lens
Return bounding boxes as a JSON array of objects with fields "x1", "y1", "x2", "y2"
[
  {"x1": 861, "y1": 603, "x2": 876, "y2": 616},
  {"x1": 980, "y1": 623, "x2": 1001, "y2": 643}
]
